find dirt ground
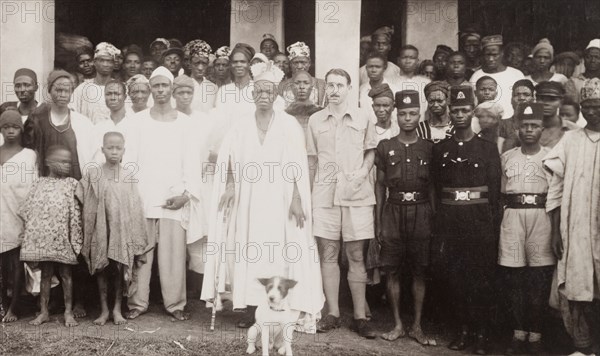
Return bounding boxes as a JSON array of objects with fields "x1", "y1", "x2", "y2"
[{"x1": 0, "y1": 296, "x2": 474, "y2": 356}]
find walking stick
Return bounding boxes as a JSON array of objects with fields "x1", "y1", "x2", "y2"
[{"x1": 210, "y1": 206, "x2": 230, "y2": 332}]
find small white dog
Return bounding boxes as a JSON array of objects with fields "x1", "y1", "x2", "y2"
[{"x1": 246, "y1": 277, "x2": 300, "y2": 356}]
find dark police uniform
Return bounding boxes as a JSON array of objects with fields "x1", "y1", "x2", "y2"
[
  {"x1": 431, "y1": 87, "x2": 502, "y2": 331},
  {"x1": 376, "y1": 136, "x2": 433, "y2": 275}
]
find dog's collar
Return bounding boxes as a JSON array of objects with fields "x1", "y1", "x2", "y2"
[{"x1": 269, "y1": 306, "x2": 286, "y2": 312}]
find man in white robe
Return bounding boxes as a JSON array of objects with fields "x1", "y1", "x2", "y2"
[
  {"x1": 544, "y1": 78, "x2": 600, "y2": 356},
  {"x1": 201, "y1": 61, "x2": 324, "y2": 332}
]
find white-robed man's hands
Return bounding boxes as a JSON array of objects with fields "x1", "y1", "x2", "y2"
[
  {"x1": 289, "y1": 196, "x2": 306, "y2": 229},
  {"x1": 218, "y1": 184, "x2": 235, "y2": 212}
]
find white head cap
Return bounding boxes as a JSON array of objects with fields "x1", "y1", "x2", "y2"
[
  {"x1": 586, "y1": 39, "x2": 600, "y2": 51},
  {"x1": 149, "y1": 66, "x2": 174, "y2": 83}
]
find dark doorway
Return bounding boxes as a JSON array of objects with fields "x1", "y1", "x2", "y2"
[
  {"x1": 283, "y1": 0, "x2": 316, "y2": 76},
  {"x1": 458, "y1": 0, "x2": 600, "y2": 53},
  {"x1": 360, "y1": 0, "x2": 403, "y2": 60},
  {"x1": 55, "y1": 0, "x2": 231, "y2": 63}
]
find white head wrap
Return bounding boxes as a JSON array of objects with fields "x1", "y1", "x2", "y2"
[
  {"x1": 287, "y1": 41, "x2": 310, "y2": 60},
  {"x1": 95, "y1": 42, "x2": 121, "y2": 59},
  {"x1": 251, "y1": 61, "x2": 284, "y2": 84}
]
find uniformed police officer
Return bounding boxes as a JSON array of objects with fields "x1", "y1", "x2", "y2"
[
  {"x1": 375, "y1": 90, "x2": 434, "y2": 344},
  {"x1": 431, "y1": 85, "x2": 502, "y2": 355}
]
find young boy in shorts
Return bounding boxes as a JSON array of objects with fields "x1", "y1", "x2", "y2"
[{"x1": 498, "y1": 102, "x2": 555, "y2": 355}]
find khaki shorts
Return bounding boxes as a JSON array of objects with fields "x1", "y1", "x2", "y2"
[
  {"x1": 313, "y1": 206, "x2": 374, "y2": 242},
  {"x1": 498, "y1": 208, "x2": 555, "y2": 267}
]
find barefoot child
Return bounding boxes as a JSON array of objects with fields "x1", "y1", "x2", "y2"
[
  {"x1": 19, "y1": 145, "x2": 83, "y2": 327},
  {"x1": 76, "y1": 132, "x2": 151, "y2": 325},
  {"x1": 0, "y1": 110, "x2": 37, "y2": 323}
]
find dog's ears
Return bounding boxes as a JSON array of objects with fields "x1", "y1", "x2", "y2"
[
  {"x1": 284, "y1": 279, "x2": 298, "y2": 289},
  {"x1": 258, "y1": 278, "x2": 271, "y2": 287}
]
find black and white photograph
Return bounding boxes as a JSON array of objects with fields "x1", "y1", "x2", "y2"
[{"x1": 0, "y1": 0, "x2": 599, "y2": 355}]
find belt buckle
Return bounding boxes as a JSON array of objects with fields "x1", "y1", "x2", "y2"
[
  {"x1": 402, "y1": 192, "x2": 416, "y2": 202},
  {"x1": 455, "y1": 190, "x2": 470, "y2": 201},
  {"x1": 521, "y1": 194, "x2": 537, "y2": 205}
]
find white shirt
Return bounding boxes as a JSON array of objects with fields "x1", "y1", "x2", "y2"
[
  {"x1": 470, "y1": 66, "x2": 525, "y2": 119},
  {"x1": 71, "y1": 81, "x2": 110, "y2": 125},
  {"x1": 359, "y1": 62, "x2": 401, "y2": 86},
  {"x1": 191, "y1": 78, "x2": 218, "y2": 114}
]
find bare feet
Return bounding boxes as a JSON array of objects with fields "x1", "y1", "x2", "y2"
[
  {"x1": 409, "y1": 326, "x2": 430, "y2": 345},
  {"x1": 65, "y1": 311, "x2": 78, "y2": 327},
  {"x1": 126, "y1": 309, "x2": 143, "y2": 320},
  {"x1": 30, "y1": 312, "x2": 50, "y2": 326},
  {"x1": 113, "y1": 311, "x2": 127, "y2": 325},
  {"x1": 170, "y1": 310, "x2": 189, "y2": 321},
  {"x1": 2, "y1": 309, "x2": 18, "y2": 323},
  {"x1": 381, "y1": 326, "x2": 406, "y2": 341},
  {"x1": 93, "y1": 311, "x2": 110, "y2": 326},
  {"x1": 73, "y1": 303, "x2": 86, "y2": 318}
]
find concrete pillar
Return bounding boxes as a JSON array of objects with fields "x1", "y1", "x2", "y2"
[
  {"x1": 1, "y1": 0, "x2": 55, "y2": 103},
  {"x1": 403, "y1": 0, "x2": 458, "y2": 61},
  {"x1": 314, "y1": 0, "x2": 361, "y2": 107},
  {"x1": 230, "y1": 0, "x2": 284, "y2": 52}
]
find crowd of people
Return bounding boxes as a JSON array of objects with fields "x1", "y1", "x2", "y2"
[{"x1": 0, "y1": 25, "x2": 599, "y2": 356}]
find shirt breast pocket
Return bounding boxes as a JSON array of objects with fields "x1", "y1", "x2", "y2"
[
  {"x1": 387, "y1": 153, "x2": 403, "y2": 168},
  {"x1": 349, "y1": 126, "x2": 366, "y2": 147},
  {"x1": 316, "y1": 127, "x2": 331, "y2": 151},
  {"x1": 468, "y1": 157, "x2": 487, "y2": 179},
  {"x1": 417, "y1": 157, "x2": 430, "y2": 181}
]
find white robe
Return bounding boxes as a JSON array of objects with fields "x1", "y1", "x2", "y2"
[{"x1": 201, "y1": 110, "x2": 324, "y2": 321}]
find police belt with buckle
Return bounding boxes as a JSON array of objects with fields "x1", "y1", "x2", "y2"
[
  {"x1": 441, "y1": 186, "x2": 489, "y2": 205},
  {"x1": 388, "y1": 190, "x2": 428, "y2": 205},
  {"x1": 503, "y1": 193, "x2": 546, "y2": 209}
]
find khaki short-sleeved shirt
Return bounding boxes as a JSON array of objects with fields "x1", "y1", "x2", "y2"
[{"x1": 307, "y1": 106, "x2": 377, "y2": 208}]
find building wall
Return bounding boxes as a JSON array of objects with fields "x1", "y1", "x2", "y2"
[
  {"x1": 314, "y1": 0, "x2": 361, "y2": 106},
  {"x1": 1, "y1": 0, "x2": 55, "y2": 103},
  {"x1": 230, "y1": 0, "x2": 284, "y2": 53},
  {"x1": 403, "y1": 0, "x2": 459, "y2": 61}
]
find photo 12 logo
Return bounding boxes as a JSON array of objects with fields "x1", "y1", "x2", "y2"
[{"x1": 1, "y1": 1, "x2": 55, "y2": 24}]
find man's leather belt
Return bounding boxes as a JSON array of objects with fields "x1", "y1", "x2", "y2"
[
  {"x1": 503, "y1": 193, "x2": 547, "y2": 209},
  {"x1": 441, "y1": 186, "x2": 489, "y2": 205},
  {"x1": 388, "y1": 190, "x2": 428, "y2": 205}
]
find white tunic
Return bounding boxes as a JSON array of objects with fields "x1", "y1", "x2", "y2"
[
  {"x1": 125, "y1": 109, "x2": 201, "y2": 222},
  {"x1": 202, "y1": 110, "x2": 324, "y2": 318}
]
